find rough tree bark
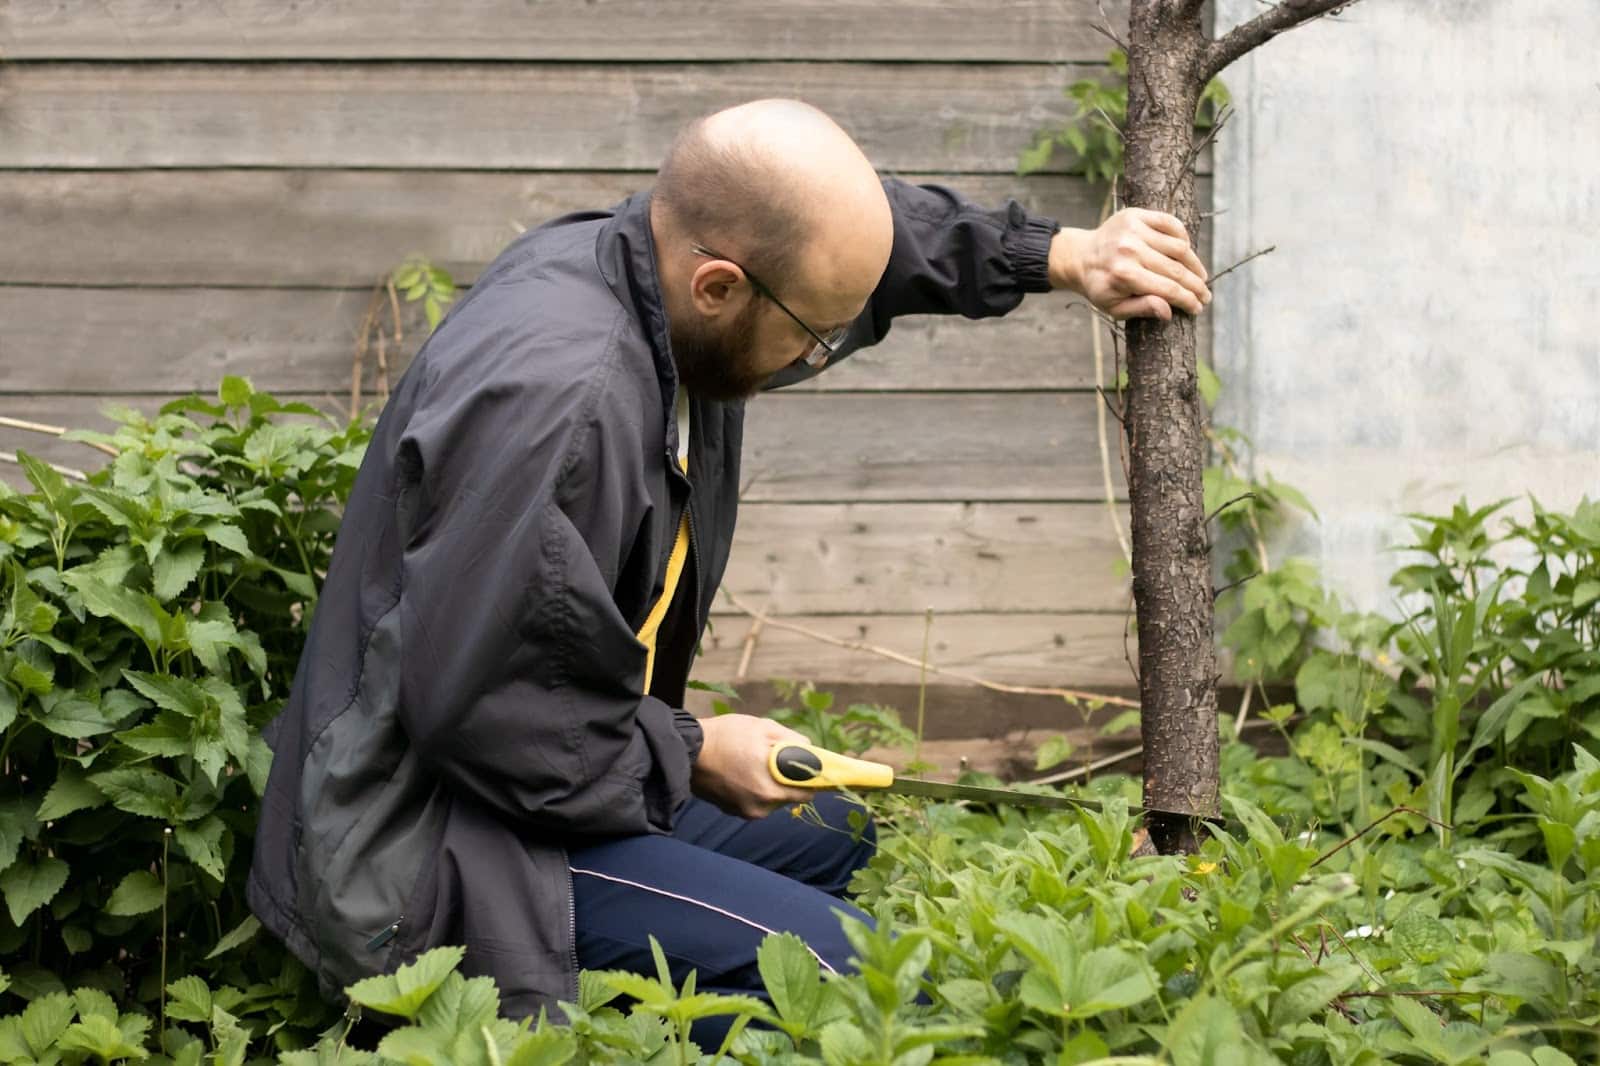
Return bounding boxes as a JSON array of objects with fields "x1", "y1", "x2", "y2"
[{"x1": 1121, "y1": 0, "x2": 1364, "y2": 853}]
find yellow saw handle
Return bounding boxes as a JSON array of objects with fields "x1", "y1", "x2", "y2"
[{"x1": 769, "y1": 743, "x2": 895, "y2": 790}]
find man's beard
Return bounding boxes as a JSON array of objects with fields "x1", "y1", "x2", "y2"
[{"x1": 670, "y1": 301, "x2": 769, "y2": 403}]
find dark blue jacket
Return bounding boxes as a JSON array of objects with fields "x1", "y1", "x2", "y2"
[{"x1": 247, "y1": 180, "x2": 1059, "y2": 1017}]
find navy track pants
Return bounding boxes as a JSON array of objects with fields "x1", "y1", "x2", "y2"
[{"x1": 568, "y1": 792, "x2": 876, "y2": 1047}]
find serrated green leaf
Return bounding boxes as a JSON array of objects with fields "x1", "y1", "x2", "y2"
[
  {"x1": 348, "y1": 946, "x2": 467, "y2": 1022},
  {"x1": 218, "y1": 375, "x2": 255, "y2": 408},
  {"x1": 71, "y1": 986, "x2": 117, "y2": 1021},
  {"x1": 20, "y1": 991, "x2": 76, "y2": 1056},
  {"x1": 174, "y1": 815, "x2": 227, "y2": 882},
  {"x1": 1, "y1": 854, "x2": 69, "y2": 925},
  {"x1": 205, "y1": 914, "x2": 261, "y2": 960},
  {"x1": 61, "y1": 569, "x2": 162, "y2": 646},
  {"x1": 123, "y1": 670, "x2": 208, "y2": 718},
  {"x1": 758, "y1": 932, "x2": 824, "y2": 1036},
  {"x1": 107, "y1": 870, "x2": 166, "y2": 917},
  {"x1": 118, "y1": 712, "x2": 193, "y2": 758},
  {"x1": 152, "y1": 540, "x2": 206, "y2": 601},
  {"x1": 36, "y1": 767, "x2": 106, "y2": 821},
  {"x1": 59, "y1": 1012, "x2": 151, "y2": 1061},
  {"x1": 88, "y1": 766, "x2": 180, "y2": 820},
  {"x1": 1034, "y1": 734, "x2": 1075, "y2": 772},
  {"x1": 1390, "y1": 907, "x2": 1452, "y2": 965},
  {"x1": 165, "y1": 974, "x2": 213, "y2": 1023}
]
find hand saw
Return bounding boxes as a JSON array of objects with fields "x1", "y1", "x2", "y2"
[{"x1": 767, "y1": 742, "x2": 1111, "y2": 814}]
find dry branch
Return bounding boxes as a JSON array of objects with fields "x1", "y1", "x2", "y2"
[
  {"x1": 0, "y1": 415, "x2": 119, "y2": 457},
  {"x1": 1206, "y1": 0, "x2": 1365, "y2": 80},
  {"x1": 719, "y1": 589, "x2": 1140, "y2": 709}
]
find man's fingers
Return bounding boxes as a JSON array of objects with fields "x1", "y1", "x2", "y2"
[
  {"x1": 1135, "y1": 244, "x2": 1210, "y2": 307},
  {"x1": 1132, "y1": 208, "x2": 1189, "y2": 244},
  {"x1": 1110, "y1": 294, "x2": 1171, "y2": 321},
  {"x1": 1141, "y1": 228, "x2": 1210, "y2": 285}
]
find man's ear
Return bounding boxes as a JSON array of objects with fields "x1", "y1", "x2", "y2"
[{"x1": 689, "y1": 260, "x2": 746, "y2": 319}]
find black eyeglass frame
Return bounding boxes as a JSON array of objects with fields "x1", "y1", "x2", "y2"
[{"x1": 690, "y1": 244, "x2": 847, "y2": 369}]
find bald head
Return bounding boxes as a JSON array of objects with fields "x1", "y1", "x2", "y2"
[{"x1": 654, "y1": 99, "x2": 894, "y2": 309}]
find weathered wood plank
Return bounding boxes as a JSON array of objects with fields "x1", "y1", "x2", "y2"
[
  {"x1": 694, "y1": 611, "x2": 1136, "y2": 689},
  {"x1": 725, "y1": 502, "x2": 1129, "y2": 614},
  {"x1": 739, "y1": 393, "x2": 1118, "y2": 502},
  {"x1": 1, "y1": 0, "x2": 1130, "y2": 62},
  {"x1": 2, "y1": 393, "x2": 1124, "y2": 503},
  {"x1": 1, "y1": 284, "x2": 1188, "y2": 394},
  {"x1": 1, "y1": 171, "x2": 1216, "y2": 287},
  {"x1": 0, "y1": 61, "x2": 1105, "y2": 172}
]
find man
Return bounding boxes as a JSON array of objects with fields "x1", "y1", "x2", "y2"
[{"x1": 247, "y1": 99, "x2": 1209, "y2": 1027}]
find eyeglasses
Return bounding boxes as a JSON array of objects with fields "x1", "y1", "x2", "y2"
[{"x1": 691, "y1": 244, "x2": 848, "y2": 369}]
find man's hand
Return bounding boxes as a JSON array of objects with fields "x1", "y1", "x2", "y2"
[
  {"x1": 1048, "y1": 208, "x2": 1211, "y2": 321},
  {"x1": 691, "y1": 713, "x2": 819, "y2": 819}
]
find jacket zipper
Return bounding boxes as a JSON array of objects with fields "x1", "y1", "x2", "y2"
[{"x1": 367, "y1": 915, "x2": 402, "y2": 952}]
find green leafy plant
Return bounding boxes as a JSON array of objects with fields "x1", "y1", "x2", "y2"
[
  {"x1": 0, "y1": 378, "x2": 366, "y2": 1045},
  {"x1": 1019, "y1": 49, "x2": 1230, "y2": 183}
]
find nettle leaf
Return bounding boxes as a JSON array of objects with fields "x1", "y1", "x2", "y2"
[
  {"x1": 174, "y1": 815, "x2": 228, "y2": 882},
  {"x1": 106, "y1": 870, "x2": 166, "y2": 917},
  {"x1": 123, "y1": 670, "x2": 208, "y2": 718},
  {"x1": 1034, "y1": 734, "x2": 1075, "y2": 772},
  {"x1": 757, "y1": 932, "x2": 825, "y2": 1035},
  {"x1": 37, "y1": 691, "x2": 114, "y2": 739},
  {"x1": 0, "y1": 854, "x2": 70, "y2": 925},
  {"x1": 1390, "y1": 907, "x2": 1452, "y2": 965},
  {"x1": 118, "y1": 712, "x2": 193, "y2": 758},
  {"x1": 347, "y1": 945, "x2": 466, "y2": 1022},
  {"x1": 152, "y1": 540, "x2": 206, "y2": 601},
  {"x1": 0, "y1": 797, "x2": 40, "y2": 874},
  {"x1": 61, "y1": 569, "x2": 162, "y2": 647},
  {"x1": 35, "y1": 767, "x2": 107, "y2": 821},
  {"x1": 0, "y1": 683, "x2": 17, "y2": 733},
  {"x1": 199, "y1": 520, "x2": 251, "y2": 557},
  {"x1": 89, "y1": 766, "x2": 181, "y2": 820}
]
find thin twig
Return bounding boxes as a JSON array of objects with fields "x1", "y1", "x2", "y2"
[
  {"x1": 1209, "y1": 244, "x2": 1278, "y2": 285},
  {"x1": 1092, "y1": 0, "x2": 1128, "y2": 51},
  {"x1": 1205, "y1": 492, "x2": 1256, "y2": 527},
  {"x1": 0, "y1": 451, "x2": 87, "y2": 482},
  {"x1": 1031, "y1": 744, "x2": 1142, "y2": 785},
  {"x1": 914, "y1": 607, "x2": 932, "y2": 765},
  {"x1": 1030, "y1": 715, "x2": 1296, "y2": 786},
  {"x1": 1309, "y1": 806, "x2": 1452, "y2": 870},
  {"x1": 735, "y1": 612, "x2": 766, "y2": 684},
  {"x1": 1122, "y1": 589, "x2": 1140, "y2": 687},
  {"x1": 1213, "y1": 571, "x2": 1260, "y2": 601},
  {"x1": 1206, "y1": 0, "x2": 1368, "y2": 81},
  {"x1": 350, "y1": 287, "x2": 384, "y2": 421},
  {"x1": 1163, "y1": 106, "x2": 1232, "y2": 213},
  {"x1": 720, "y1": 589, "x2": 1139, "y2": 708},
  {"x1": 1321, "y1": 921, "x2": 1386, "y2": 987},
  {"x1": 1337, "y1": 989, "x2": 1482, "y2": 1001},
  {"x1": 1090, "y1": 188, "x2": 1132, "y2": 566},
  {"x1": 0, "y1": 415, "x2": 119, "y2": 457}
]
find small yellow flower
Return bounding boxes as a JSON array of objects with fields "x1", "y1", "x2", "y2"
[{"x1": 1193, "y1": 861, "x2": 1219, "y2": 876}]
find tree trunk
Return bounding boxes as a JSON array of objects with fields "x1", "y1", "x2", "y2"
[
  {"x1": 1119, "y1": 0, "x2": 1367, "y2": 852},
  {"x1": 1122, "y1": 2, "x2": 1218, "y2": 853}
]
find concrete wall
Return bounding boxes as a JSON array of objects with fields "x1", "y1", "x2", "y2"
[{"x1": 1212, "y1": 0, "x2": 1600, "y2": 613}]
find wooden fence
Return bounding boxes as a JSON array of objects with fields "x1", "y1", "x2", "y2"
[{"x1": 0, "y1": 0, "x2": 1210, "y2": 694}]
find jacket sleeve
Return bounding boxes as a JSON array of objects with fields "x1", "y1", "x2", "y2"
[
  {"x1": 389, "y1": 355, "x2": 700, "y2": 837},
  {"x1": 861, "y1": 177, "x2": 1060, "y2": 340},
  {"x1": 762, "y1": 178, "x2": 1060, "y2": 390}
]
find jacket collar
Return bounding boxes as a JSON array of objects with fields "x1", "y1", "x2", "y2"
[{"x1": 597, "y1": 190, "x2": 680, "y2": 447}]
